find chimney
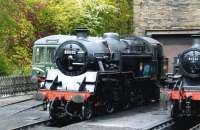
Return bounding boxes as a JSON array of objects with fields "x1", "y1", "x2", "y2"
[
  {"x1": 75, "y1": 28, "x2": 90, "y2": 38},
  {"x1": 192, "y1": 34, "x2": 200, "y2": 48}
]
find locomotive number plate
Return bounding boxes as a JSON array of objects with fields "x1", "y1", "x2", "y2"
[{"x1": 64, "y1": 50, "x2": 76, "y2": 55}]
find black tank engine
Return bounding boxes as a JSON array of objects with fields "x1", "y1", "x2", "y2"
[
  {"x1": 169, "y1": 35, "x2": 200, "y2": 118},
  {"x1": 40, "y1": 29, "x2": 167, "y2": 120}
]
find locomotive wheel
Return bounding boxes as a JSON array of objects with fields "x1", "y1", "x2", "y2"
[
  {"x1": 136, "y1": 89, "x2": 145, "y2": 106},
  {"x1": 43, "y1": 100, "x2": 47, "y2": 111},
  {"x1": 49, "y1": 101, "x2": 59, "y2": 120},
  {"x1": 106, "y1": 103, "x2": 114, "y2": 113},
  {"x1": 49, "y1": 99, "x2": 64, "y2": 120},
  {"x1": 123, "y1": 103, "x2": 131, "y2": 110},
  {"x1": 153, "y1": 86, "x2": 160, "y2": 103},
  {"x1": 82, "y1": 103, "x2": 93, "y2": 120},
  {"x1": 171, "y1": 102, "x2": 179, "y2": 118}
]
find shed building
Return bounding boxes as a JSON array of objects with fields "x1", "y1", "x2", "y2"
[{"x1": 134, "y1": 0, "x2": 200, "y2": 72}]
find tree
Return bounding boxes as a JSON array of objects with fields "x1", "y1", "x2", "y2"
[
  {"x1": 0, "y1": 0, "x2": 134, "y2": 75},
  {"x1": 78, "y1": 0, "x2": 117, "y2": 35},
  {"x1": 0, "y1": 0, "x2": 35, "y2": 74}
]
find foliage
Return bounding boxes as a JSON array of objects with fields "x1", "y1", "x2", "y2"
[
  {"x1": 78, "y1": 0, "x2": 117, "y2": 35},
  {"x1": 0, "y1": 0, "x2": 35, "y2": 75},
  {"x1": 0, "y1": 53, "x2": 12, "y2": 75},
  {"x1": 31, "y1": 0, "x2": 83, "y2": 36},
  {"x1": 0, "y1": 0, "x2": 133, "y2": 75}
]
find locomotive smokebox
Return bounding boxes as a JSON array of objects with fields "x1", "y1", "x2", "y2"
[
  {"x1": 179, "y1": 34, "x2": 200, "y2": 78},
  {"x1": 75, "y1": 28, "x2": 90, "y2": 38},
  {"x1": 192, "y1": 34, "x2": 200, "y2": 48}
]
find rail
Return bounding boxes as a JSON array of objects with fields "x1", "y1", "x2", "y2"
[
  {"x1": 189, "y1": 123, "x2": 200, "y2": 130},
  {"x1": 0, "y1": 75, "x2": 36, "y2": 97},
  {"x1": 10, "y1": 119, "x2": 50, "y2": 130},
  {"x1": 148, "y1": 119, "x2": 175, "y2": 130}
]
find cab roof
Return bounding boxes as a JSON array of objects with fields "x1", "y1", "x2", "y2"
[
  {"x1": 125, "y1": 36, "x2": 162, "y2": 46},
  {"x1": 139, "y1": 36, "x2": 161, "y2": 44}
]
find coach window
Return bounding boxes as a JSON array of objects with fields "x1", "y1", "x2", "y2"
[
  {"x1": 35, "y1": 47, "x2": 45, "y2": 63},
  {"x1": 47, "y1": 47, "x2": 55, "y2": 63}
]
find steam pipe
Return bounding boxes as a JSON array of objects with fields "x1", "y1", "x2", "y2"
[{"x1": 98, "y1": 60, "x2": 105, "y2": 72}]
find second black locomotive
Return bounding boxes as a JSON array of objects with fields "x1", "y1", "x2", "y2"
[{"x1": 169, "y1": 35, "x2": 200, "y2": 118}]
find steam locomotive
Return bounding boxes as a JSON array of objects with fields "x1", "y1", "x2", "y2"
[
  {"x1": 34, "y1": 29, "x2": 167, "y2": 120},
  {"x1": 169, "y1": 35, "x2": 200, "y2": 118}
]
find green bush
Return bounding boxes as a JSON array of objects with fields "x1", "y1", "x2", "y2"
[
  {"x1": 0, "y1": 55, "x2": 11, "y2": 75},
  {"x1": 0, "y1": 0, "x2": 133, "y2": 75}
]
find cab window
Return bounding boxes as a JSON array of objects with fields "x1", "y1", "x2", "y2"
[
  {"x1": 35, "y1": 47, "x2": 45, "y2": 63},
  {"x1": 47, "y1": 47, "x2": 56, "y2": 63}
]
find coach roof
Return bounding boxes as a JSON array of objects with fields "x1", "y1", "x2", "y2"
[
  {"x1": 34, "y1": 35, "x2": 102, "y2": 45},
  {"x1": 34, "y1": 35, "x2": 76, "y2": 45}
]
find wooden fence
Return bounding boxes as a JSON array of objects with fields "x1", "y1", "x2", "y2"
[{"x1": 0, "y1": 75, "x2": 36, "y2": 97}]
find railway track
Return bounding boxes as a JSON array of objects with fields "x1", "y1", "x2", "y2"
[
  {"x1": 7, "y1": 117, "x2": 200, "y2": 130},
  {"x1": 0, "y1": 96, "x2": 49, "y2": 130},
  {"x1": 144, "y1": 117, "x2": 200, "y2": 130},
  {"x1": 0, "y1": 99, "x2": 44, "y2": 118},
  {"x1": 11, "y1": 102, "x2": 44, "y2": 116},
  {"x1": 1, "y1": 100, "x2": 200, "y2": 130},
  {"x1": 0, "y1": 98, "x2": 34, "y2": 108},
  {"x1": 0, "y1": 95, "x2": 35, "y2": 107},
  {"x1": 147, "y1": 119, "x2": 175, "y2": 130},
  {"x1": 10, "y1": 119, "x2": 50, "y2": 130},
  {"x1": 189, "y1": 123, "x2": 200, "y2": 130},
  {"x1": 2, "y1": 104, "x2": 168, "y2": 130},
  {"x1": 161, "y1": 118, "x2": 200, "y2": 130}
]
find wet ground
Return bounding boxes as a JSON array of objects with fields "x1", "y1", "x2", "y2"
[
  {"x1": 0, "y1": 91, "x2": 172, "y2": 130},
  {"x1": 0, "y1": 92, "x2": 199, "y2": 130},
  {"x1": 30, "y1": 104, "x2": 171, "y2": 130},
  {"x1": 0, "y1": 98, "x2": 48, "y2": 130}
]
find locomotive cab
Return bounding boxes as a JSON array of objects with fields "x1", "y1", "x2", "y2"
[{"x1": 122, "y1": 36, "x2": 166, "y2": 80}]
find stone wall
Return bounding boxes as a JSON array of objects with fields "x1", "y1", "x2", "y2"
[{"x1": 134, "y1": 0, "x2": 200, "y2": 35}]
